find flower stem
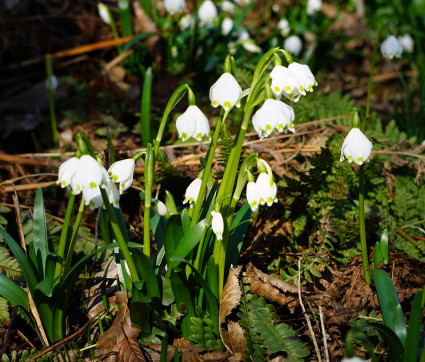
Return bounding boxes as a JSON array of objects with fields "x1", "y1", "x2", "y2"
[
  {"x1": 45, "y1": 54, "x2": 58, "y2": 145},
  {"x1": 63, "y1": 197, "x2": 85, "y2": 275},
  {"x1": 100, "y1": 188, "x2": 140, "y2": 282},
  {"x1": 366, "y1": 33, "x2": 380, "y2": 118},
  {"x1": 190, "y1": 110, "x2": 227, "y2": 227},
  {"x1": 359, "y1": 165, "x2": 371, "y2": 285},
  {"x1": 143, "y1": 145, "x2": 154, "y2": 258},
  {"x1": 54, "y1": 192, "x2": 75, "y2": 282}
]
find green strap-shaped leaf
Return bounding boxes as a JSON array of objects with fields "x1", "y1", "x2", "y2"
[
  {"x1": 368, "y1": 323, "x2": 404, "y2": 362},
  {"x1": 132, "y1": 249, "x2": 161, "y2": 304},
  {"x1": 33, "y1": 188, "x2": 48, "y2": 277},
  {"x1": 403, "y1": 289, "x2": 424, "y2": 362},
  {"x1": 0, "y1": 227, "x2": 37, "y2": 295},
  {"x1": 371, "y1": 269, "x2": 407, "y2": 345},
  {"x1": 0, "y1": 273, "x2": 28, "y2": 309}
]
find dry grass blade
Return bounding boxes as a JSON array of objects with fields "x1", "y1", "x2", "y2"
[
  {"x1": 245, "y1": 262, "x2": 300, "y2": 313},
  {"x1": 96, "y1": 291, "x2": 144, "y2": 362}
]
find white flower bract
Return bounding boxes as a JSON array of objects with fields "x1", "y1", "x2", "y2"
[
  {"x1": 307, "y1": 0, "x2": 322, "y2": 15},
  {"x1": 340, "y1": 128, "x2": 373, "y2": 166},
  {"x1": 108, "y1": 158, "x2": 135, "y2": 194},
  {"x1": 256, "y1": 173, "x2": 278, "y2": 206},
  {"x1": 198, "y1": 0, "x2": 217, "y2": 26},
  {"x1": 398, "y1": 34, "x2": 414, "y2": 53},
  {"x1": 381, "y1": 35, "x2": 403, "y2": 59},
  {"x1": 183, "y1": 178, "x2": 202, "y2": 207},
  {"x1": 176, "y1": 105, "x2": 210, "y2": 142},
  {"x1": 222, "y1": 17, "x2": 234, "y2": 35},
  {"x1": 210, "y1": 211, "x2": 224, "y2": 240},
  {"x1": 284, "y1": 35, "x2": 303, "y2": 56},
  {"x1": 246, "y1": 181, "x2": 260, "y2": 212},
  {"x1": 278, "y1": 19, "x2": 290, "y2": 36},
  {"x1": 252, "y1": 99, "x2": 295, "y2": 139},
  {"x1": 164, "y1": 0, "x2": 186, "y2": 15},
  {"x1": 209, "y1": 73, "x2": 242, "y2": 111}
]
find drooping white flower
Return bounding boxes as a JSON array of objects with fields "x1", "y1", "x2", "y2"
[
  {"x1": 307, "y1": 0, "x2": 322, "y2": 15},
  {"x1": 270, "y1": 65, "x2": 302, "y2": 102},
  {"x1": 246, "y1": 181, "x2": 260, "y2": 212},
  {"x1": 151, "y1": 198, "x2": 168, "y2": 216},
  {"x1": 108, "y1": 158, "x2": 135, "y2": 194},
  {"x1": 237, "y1": 30, "x2": 261, "y2": 53},
  {"x1": 45, "y1": 75, "x2": 58, "y2": 91},
  {"x1": 340, "y1": 128, "x2": 373, "y2": 166},
  {"x1": 97, "y1": 3, "x2": 111, "y2": 24},
  {"x1": 183, "y1": 178, "x2": 202, "y2": 207},
  {"x1": 288, "y1": 62, "x2": 317, "y2": 93},
  {"x1": 83, "y1": 179, "x2": 120, "y2": 210},
  {"x1": 210, "y1": 211, "x2": 224, "y2": 240},
  {"x1": 238, "y1": 29, "x2": 250, "y2": 41},
  {"x1": 278, "y1": 19, "x2": 290, "y2": 36},
  {"x1": 256, "y1": 173, "x2": 278, "y2": 206},
  {"x1": 71, "y1": 155, "x2": 109, "y2": 195},
  {"x1": 284, "y1": 35, "x2": 303, "y2": 56},
  {"x1": 164, "y1": 0, "x2": 186, "y2": 15},
  {"x1": 180, "y1": 14, "x2": 194, "y2": 30},
  {"x1": 222, "y1": 17, "x2": 234, "y2": 35},
  {"x1": 176, "y1": 105, "x2": 210, "y2": 142},
  {"x1": 398, "y1": 34, "x2": 414, "y2": 53},
  {"x1": 210, "y1": 73, "x2": 242, "y2": 111},
  {"x1": 341, "y1": 357, "x2": 364, "y2": 362},
  {"x1": 57, "y1": 157, "x2": 80, "y2": 189},
  {"x1": 380, "y1": 35, "x2": 403, "y2": 59},
  {"x1": 198, "y1": 0, "x2": 217, "y2": 26},
  {"x1": 221, "y1": 0, "x2": 235, "y2": 13},
  {"x1": 252, "y1": 99, "x2": 295, "y2": 139}
]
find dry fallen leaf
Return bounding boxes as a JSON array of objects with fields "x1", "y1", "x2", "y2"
[{"x1": 96, "y1": 291, "x2": 145, "y2": 362}]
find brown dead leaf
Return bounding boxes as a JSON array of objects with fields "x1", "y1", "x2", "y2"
[
  {"x1": 245, "y1": 262, "x2": 300, "y2": 313},
  {"x1": 143, "y1": 343, "x2": 230, "y2": 361},
  {"x1": 96, "y1": 291, "x2": 145, "y2": 362}
]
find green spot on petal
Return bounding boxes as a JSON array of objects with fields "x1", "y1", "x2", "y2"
[
  {"x1": 90, "y1": 181, "x2": 96, "y2": 189},
  {"x1": 266, "y1": 124, "x2": 272, "y2": 131},
  {"x1": 348, "y1": 155, "x2": 353, "y2": 160},
  {"x1": 112, "y1": 175, "x2": 118, "y2": 181},
  {"x1": 213, "y1": 100, "x2": 218, "y2": 106},
  {"x1": 182, "y1": 132, "x2": 187, "y2": 140},
  {"x1": 224, "y1": 101, "x2": 231, "y2": 109},
  {"x1": 357, "y1": 157, "x2": 363, "y2": 163},
  {"x1": 285, "y1": 86, "x2": 291, "y2": 92},
  {"x1": 62, "y1": 181, "x2": 66, "y2": 186}
]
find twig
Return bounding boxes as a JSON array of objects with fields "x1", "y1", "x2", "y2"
[
  {"x1": 1, "y1": 181, "x2": 58, "y2": 193},
  {"x1": 17, "y1": 329, "x2": 36, "y2": 350},
  {"x1": 0, "y1": 307, "x2": 17, "y2": 356},
  {"x1": 298, "y1": 259, "x2": 322, "y2": 362},
  {"x1": 319, "y1": 306, "x2": 329, "y2": 362}
]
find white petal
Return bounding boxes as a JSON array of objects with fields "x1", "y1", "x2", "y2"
[
  {"x1": 340, "y1": 128, "x2": 373, "y2": 165},
  {"x1": 163, "y1": 0, "x2": 186, "y2": 14},
  {"x1": 210, "y1": 211, "x2": 224, "y2": 240},
  {"x1": 209, "y1": 73, "x2": 242, "y2": 111},
  {"x1": 183, "y1": 178, "x2": 203, "y2": 206},
  {"x1": 57, "y1": 157, "x2": 79, "y2": 188},
  {"x1": 198, "y1": 0, "x2": 217, "y2": 26},
  {"x1": 72, "y1": 155, "x2": 108, "y2": 193},
  {"x1": 108, "y1": 159, "x2": 135, "y2": 194},
  {"x1": 381, "y1": 35, "x2": 403, "y2": 59},
  {"x1": 246, "y1": 181, "x2": 260, "y2": 212},
  {"x1": 284, "y1": 35, "x2": 303, "y2": 56}
]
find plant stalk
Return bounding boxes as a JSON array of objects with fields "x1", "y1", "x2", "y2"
[{"x1": 359, "y1": 165, "x2": 371, "y2": 285}]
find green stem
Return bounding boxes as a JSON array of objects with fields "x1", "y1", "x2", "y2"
[
  {"x1": 63, "y1": 197, "x2": 85, "y2": 275},
  {"x1": 100, "y1": 188, "x2": 140, "y2": 282},
  {"x1": 190, "y1": 110, "x2": 227, "y2": 227},
  {"x1": 359, "y1": 165, "x2": 371, "y2": 285},
  {"x1": 366, "y1": 32, "x2": 380, "y2": 118},
  {"x1": 45, "y1": 54, "x2": 58, "y2": 145},
  {"x1": 193, "y1": 214, "x2": 212, "y2": 272},
  {"x1": 54, "y1": 192, "x2": 76, "y2": 282},
  {"x1": 143, "y1": 144, "x2": 154, "y2": 258}
]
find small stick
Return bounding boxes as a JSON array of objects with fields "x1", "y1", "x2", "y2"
[
  {"x1": 17, "y1": 329, "x2": 36, "y2": 350},
  {"x1": 319, "y1": 306, "x2": 329, "y2": 362},
  {"x1": 298, "y1": 259, "x2": 322, "y2": 362}
]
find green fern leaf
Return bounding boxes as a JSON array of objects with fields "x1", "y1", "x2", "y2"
[{"x1": 0, "y1": 246, "x2": 21, "y2": 278}]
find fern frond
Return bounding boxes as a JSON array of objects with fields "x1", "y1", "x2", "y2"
[
  {"x1": 214, "y1": 124, "x2": 234, "y2": 180},
  {"x1": 0, "y1": 246, "x2": 21, "y2": 279}
]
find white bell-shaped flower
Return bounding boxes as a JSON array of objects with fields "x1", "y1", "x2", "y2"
[
  {"x1": 270, "y1": 65, "x2": 302, "y2": 102},
  {"x1": 45, "y1": 75, "x2": 58, "y2": 91},
  {"x1": 340, "y1": 128, "x2": 373, "y2": 166},
  {"x1": 176, "y1": 105, "x2": 210, "y2": 142},
  {"x1": 380, "y1": 35, "x2": 403, "y2": 59},
  {"x1": 97, "y1": 3, "x2": 110, "y2": 24},
  {"x1": 57, "y1": 157, "x2": 79, "y2": 188},
  {"x1": 210, "y1": 211, "x2": 224, "y2": 240},
  {"x1": 222, "y1": 17, "x2": 234, "y2": 35},
  {"x1": 198, "y1": 0, "x2": 217, "y2": 26},
  {"x1": 238, "y1": 29, "x2": 249, "y2": 41},
  {"x1": 307, "y1": 0, "x2": 322, "y2": 15},
  {"x1": 284, "y1": 35, "x2": 303, "y2": 56},
  {"x1": 246, "y1": 181, "x2": 260, "y2": 212},
  {"x1": 210, "y1": 73, "x2": 242, "y2": 111},
  {"x1": 278, "y1": 19, "x2": 290, "y2": 36},
  {"x1": 83, "y1": 179, "x2": 120, "y2": 210},
  {"x1": 180, "y1": 14, "x2": 194, "y2": 30},
  {"x1": 183, "y1": 178, "x2": 202, "y2": 207},
  {"x1": 152, "y1": 198, "x2": 168, "y2": 216},
  {"x1": 164, "y1": 0, "x2": 186, "y2": 15},
  {"x1": 256, "y1": 173, "x2": 278, "y2": 206},
  {"x1": 252, "y1": 99, "x2": 295, "y2": 139},
  {"x1": 71, "y1": 155, "x2": 109, "y2": 195},
  {"x1": 221, "y1": 0, "x2": 235, "y2": 13},
  {"x1": 108, "y1": 158, "x2": 135, "y2": 194},
  {"x1": 288, "y1": 62, "x2": 317, "y2": 93},
  {"x1": 398, "y1": 34, "x2": 414, "y2": 53},
  {"x1": 341, "y1": 357, "x2": 364, "y2": 362}
]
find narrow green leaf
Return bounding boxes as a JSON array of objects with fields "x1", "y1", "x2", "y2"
[
  {"x1": 0, "y1": 273, "x2": 28, "y2": 309},
  {"x1": 371, "y1": 269, "x2": 407, "y2": 344},
  {"x1": 368, "y1": 323, "x2": 404, "y2": 362},
  {"x1": 403, "y1": 290, "x2": 423, "y2": 361},
  {"x1": 0, "y1": 227, "x2": 37, "y2": 295},
  {"x1": 35, "y1": 278, "x2": 53, "y2": 298},
  {"x1": 132, "y1": 249, "x2": 161, "y2": 304},
  {"x1": 380, "y1": 229, "x2": 389, "y2": 264},
  {"x1": 374, "y1": 241, "x2": 383, "y2": 268},
  {"x1": 33, "y1": 188, "x2": 48, "y2": 277},
  {"x1": 141, "y1": 67, "x2": 152, "y2": 146}
]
